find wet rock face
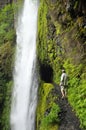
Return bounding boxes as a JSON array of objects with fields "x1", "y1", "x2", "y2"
[
  {"x1": 47, "y1": 0, "x2": 57, "y2": 4},
  {"x1": 0, "y1": 0, "x2": 13, "y2": 8},
  {"x1": 0, "y1": 0, "x2": 11, "y2": 4}
]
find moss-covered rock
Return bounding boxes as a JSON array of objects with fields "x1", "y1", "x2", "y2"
[
  {"x1": 37, "y1": 0, "x2": 86, "y2": 129},
  {"x1": 36, "y1": 82, "x2": 60, "y2": 130}
]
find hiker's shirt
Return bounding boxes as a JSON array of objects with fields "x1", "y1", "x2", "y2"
[{"x1": 60, "y1": 72, "x2": 68, "y2": 86}]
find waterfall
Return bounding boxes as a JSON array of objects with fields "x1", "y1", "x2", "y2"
[{"x1": 10, "y1": 0, "x2": 39, "y2": 130}]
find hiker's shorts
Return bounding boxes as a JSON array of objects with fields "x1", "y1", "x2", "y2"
[{"x1": 60, "y1": 85, "x2": 64, "y2": 91}]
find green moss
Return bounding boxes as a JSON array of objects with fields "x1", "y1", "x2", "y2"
[
  {"x1": 68, "y1": 80, "x2": 86, "y2": 129},
  {"x1": 55, "y1": 22, "x2": 61, "y2": 35},
  {"x1": 37, "y1": 83, "x2": 53, "y2": 119},
  {"x1": 37, "y1": 0, "x2": 86, "y2": 129},
  {"x1": 40, "y1": 103, "x2": 60, "y2": 130},
  {"x1": 37, "y1": 0, "x2": 48, "y2": 62},
  {"x1": 36, "y1": 83, "x2": 59, "y2": 130}
]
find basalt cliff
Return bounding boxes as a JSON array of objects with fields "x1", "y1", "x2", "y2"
[{"x1": 0, "y1": 0, "x2": 86, "y2": 130}]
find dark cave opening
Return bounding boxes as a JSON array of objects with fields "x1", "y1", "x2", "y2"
[{"x1": 39, "y1": 63, "x2": 53, "y2": 83}]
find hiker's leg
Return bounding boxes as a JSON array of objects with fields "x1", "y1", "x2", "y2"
[
  {"x1": 65, "y1": 85, "x2": 68, "y2": 96},
  {"x1": 64, "y1": 87, "x2": 67, "y2": 97},
  {"x1": 61, "y1": 86, "x2": 65, "y2": 98},
  {"x1": 61, "y1": 90, "x2": 65, "y2": 97}
]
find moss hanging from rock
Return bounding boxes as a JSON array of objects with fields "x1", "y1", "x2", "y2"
[
  {"x1": 36, "y1": 83, "x2": 60, "y2": 130},
  {"x1": 37, "y1": 0, "x2": 86, "y2": 129},
  {"x1": 37, "y1": 0, "x2": 48, "y2": 62}
]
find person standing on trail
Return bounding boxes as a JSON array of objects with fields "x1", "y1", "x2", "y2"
[{"x1": 60, "y1": 69, "x2": 68, "y2": 98}]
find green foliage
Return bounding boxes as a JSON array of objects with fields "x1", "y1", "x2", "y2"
[
  {"x1": 37, "y1": 83, "x2": 54, "y2": 119},
  {"x1": 0, "y1": 4, "x2": 16, "y2": 45},
  {"x1": 37, "y1": 0, "x2": 48, "y2": 62},
  {"x1": 0, "y1": 42, "x2": 14, "y2": 80},
  {"x1": 61, "y1": 58, "x2": 86, "y2": 129},
  {"x1": 0, "y1": 42, "x2": 14, "y2": 130},
  {"x1": 55, "y1": 22, "x2": 61, "y2": 35},
  {"x1": 36, "y1": 83, "x2": 59, "y2": 130},
  {"x1": 37, "y1": 0, "x2": 86, "y2": 129},
  {"x1": 0, "y1": 3, "x2": 16, "y2": 130},
  {"x1": 68, "y1": 80, "x2": 86, "y2": 129},
  {"x1": 41, "y1": 103, "x2": 60, "y2": 129},
  {"x1": 1, "y1": 81, "x2": 13, "y2": 130}
]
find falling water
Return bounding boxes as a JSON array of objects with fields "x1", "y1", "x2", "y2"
[{"x1": 10, "y1": 0, "x2": 39, "y2": 130}]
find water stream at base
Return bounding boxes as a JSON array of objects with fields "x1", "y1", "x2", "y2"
[{"x1": 10, "y1": 0, "x2": 39, "y2": 130}]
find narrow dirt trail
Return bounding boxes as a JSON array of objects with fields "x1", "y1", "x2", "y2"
[{"x1": 53, "y1": 83, "x2": 82, "y2": 130}]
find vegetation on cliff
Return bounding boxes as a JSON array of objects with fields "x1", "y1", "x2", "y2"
[
  {"x1": 37, "y1": 0, "x2": 86, "y2": 129},
  {"x1": 0, "y1": 0, "x2": 86, "y2": 130},
  {"x1": 0, "y1": 4, "x2": 15, "y2": 130},
  {"x1": 36, "y1": 83, "x2": 60, "y2": 130},
  {"x1": 0, "y1": 0, "x2": 24, "y2": 129}
]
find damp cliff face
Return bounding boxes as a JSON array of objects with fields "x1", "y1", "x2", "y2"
[
  {"x1": 37, "y1": 0, "x2": 86, "y2": 82},
  {"x1": 37, "y1": 0, "x2": 86, "y2": 129},
  {"x1": 36, "y1": 83, "x2": 60, "y2": 130},
  {"x1": 0, "y1": 0, "x2": 13, "y2": 8},
  {"x1": 0, "y1": 0, "x2": 22, "y2": 9}
]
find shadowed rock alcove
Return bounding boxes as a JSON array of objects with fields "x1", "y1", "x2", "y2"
[{"x1": 40, "y1": 63, "x2": 53, "y2": 83}]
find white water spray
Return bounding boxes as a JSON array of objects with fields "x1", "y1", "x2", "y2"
[{"x1": 10, "y1": 0, "x2": 39, "y2": 130}]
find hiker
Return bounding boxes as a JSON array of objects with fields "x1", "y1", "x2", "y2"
[{"x1": 60, "y1": 69, "x2": 68, "y2": 98}]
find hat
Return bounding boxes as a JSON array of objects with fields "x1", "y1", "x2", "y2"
[{"x1": 62, "y1": 69, "x2": 65, "y2": 72}]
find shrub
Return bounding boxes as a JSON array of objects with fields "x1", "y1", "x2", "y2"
[{"x1": 41, "y1": 103, "x2": 60, "y2": 128}]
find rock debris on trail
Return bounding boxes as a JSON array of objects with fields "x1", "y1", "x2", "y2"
[{"x1": 53, "y1": 84, "x2": 82, "y2": 130}]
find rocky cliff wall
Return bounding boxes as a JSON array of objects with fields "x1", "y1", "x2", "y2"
[
  {"x1": 37, "y1": 0, "x2": 86, "y2": 129},
  {"x1": 0, "y1": 0, "x2": 13, "y2": 8}
]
